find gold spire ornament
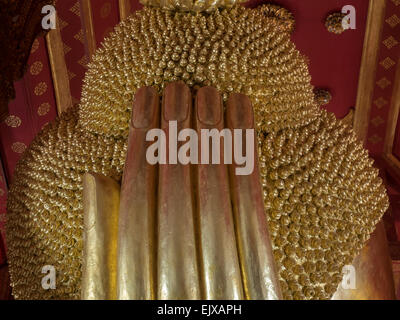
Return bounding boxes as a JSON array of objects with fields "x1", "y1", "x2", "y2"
[{"x1": 6, "y1": 3, "x2": 389, "y2": 300}]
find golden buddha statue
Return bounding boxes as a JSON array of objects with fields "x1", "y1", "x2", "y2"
[{"x1": 6, "y1": 0, "x2": 395, "y2": 300}]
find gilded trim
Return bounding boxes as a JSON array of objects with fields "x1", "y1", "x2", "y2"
[
  {"x1": 80, "y1": 0, "x2": 97, "y2": 59},
  {"x1": 353, "y1": 0, "x2": 387, "y2": 144},
  {"x1": 46, "y1": 27, "x2": 73, "y2": 115},
  {"x1": 383, "y1": 59, "x2": 400, "y2": 156},
  {"x1": 118, "y1": 0, "x2": 131, "y2": 20}
]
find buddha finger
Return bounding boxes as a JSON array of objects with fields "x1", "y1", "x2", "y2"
[
  {"x1": 117, "y1": 86, "x2": 160, "y2": 300},
  {"x1": 157, "y1": 82, "x2": 201, "y2": 299},
  {"x1": 226, "y1": 93, "x2": 282, "y2": 300},
  {"x1": 194, "y1": 87, "x2": 244, "y2": 300}
]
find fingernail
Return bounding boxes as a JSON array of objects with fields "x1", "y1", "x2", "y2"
[
  {"x1": 163, "y1": 82, "x2": 190, "y2": 122},
  {"x1": 226, "y1": 93, "x2": 254, "y2": 129},
  {"x1": 132, "y1": 87, "x2": 159, "y2": 129},
  {"x1": 196, "y1": 87, "x2": 222, "y2": 126}
]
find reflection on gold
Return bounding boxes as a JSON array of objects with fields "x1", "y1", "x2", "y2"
[
  {"x1": 117, "y1": 87, "x2": 159, "y2": 300},
  {"x1": 157, "y1": 83, "x2": 201, "y2": 299},
  {"x1": 83, "y1": 85, "x2": 287, "y2": 300},
  {"x1": 80, "y1": 86, "x2": 396, "y2": 301},
  {"x1": 332, "y1": 222, "x2": 396, "y2": 300},
  {"x1": 194, "y1": 87, "x2": 244, "y2": 299},
  {"x1": 226, "y1": 93, "x2": 282, "y2": 300},
  {"x1": 46, "y1": 28, "x2": 73, "y2": 114},
  {"x1": 82, "y1": 173, "x2": 120, "y2": 300}
]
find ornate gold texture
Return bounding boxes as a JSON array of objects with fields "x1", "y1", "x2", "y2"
[
  {"x1": 140, "y1": 0, "x2": 245, "y2": 12},
  {"x1": 325, "y1": 12, "x2": 347, "y2": 35},
  {"x1": 79, "y1": 5, "x2": 299, "y2": 139},
  {"x1": 314, "y1": 88, "x2": 332, "y2": 107},
  {"x1": 6, "y1": 4, "x2": 389, "y2": 300},
  {"x1": 86, "y1": 83, "x2": 282, "y2": 300},
  {"x1": 7, "y1": 107, "x2": 126, "y2": 300},
  {"x1": 331, "y1": 222, "x2": 396, "y2": 300}
]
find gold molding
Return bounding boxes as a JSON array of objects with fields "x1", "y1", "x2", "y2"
[
  {"x1": 383, "y1": 153, "x2": 400, "y2": 179},
  {"x1": 384, "y1": 59, "x2": 400, "y2": 155},
  {"x1": 46, "y1": 27, "x2": 73, "y2": 115},
  {"x1": 80, "y1": 0, "x2": 97, "y2": 59},
  {"x1": 353, "y1": 0, "x2": 387, "y2": 144},
  {"x1": 119, "y1": 0, "x2": 131, "y2": 21},
  {"x1": 342, "y1": 108, "x2": 355, "y2": 127}
]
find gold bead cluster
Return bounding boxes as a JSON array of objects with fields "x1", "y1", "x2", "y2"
[
  {"x1": 139, "y1": 0, "x2": 245, "y2": 12},
  {"x1": 79, "y1": 5, "x2": 304, "y2": 140},
  {"x1": 325, "y1": 12, "x2": 347, "y2": 34},
  {"x1": 314, "y1": 88, "x2": 332, "y2": 106},
  {"x1": 7, "y1": 5, "x2": 389, "y2": 300},
  {"x1": 259, "y1": 111, "x2": 388, "y2": 299},
  {"x1": 6, "y1": 107, "x2": 127, "y2": 299}
]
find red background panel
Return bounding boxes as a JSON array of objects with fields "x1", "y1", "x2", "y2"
[
  {"x1": 0, "y1": 37, "x2": 57, "y2": 181},
  {"x1": 91, "y1": 0, "x2": 120, "y2": 48}
]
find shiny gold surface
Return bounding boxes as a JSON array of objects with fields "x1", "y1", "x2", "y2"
[
  {"x1": 226, "y1": 93, "x2": 282, "y2": 300},
  {"x1": 46, "y1": 27, "x2": 73, "y2": 115},
  {"x1": 332, "y1": 221, "x2": 396, "y2": 300},
  {"x1": 139, "y1": 0, "x2": 246, "y2": 12},
  {"x1": 79, "y1": 5, "x2": 302, "y2": 139},
  {"x1": 7, "y1": 4, "x2": 390, "y2": 300},
  {"x1": 157, "y1": 82, "x2": 201, "y2": 299},
  {"x1": 117, "y1": 87, "x2": 159, "y2": 300},
  {"x1": 82, "y1": 173, "x2": 120, "y2": 300},
  {"x1": 353, "y1": 0, "x2": 387, "y2": 143},
  {"x1": 81, "y1": 0, "x2": 97, "y2": 59},
  {"x1": 194, "y1": 87, "x2": 244, "y2": 299}
]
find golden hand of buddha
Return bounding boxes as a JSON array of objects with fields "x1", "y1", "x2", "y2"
[{"x1": 81, "y1": 83, "x2": 282, "y2": 300}]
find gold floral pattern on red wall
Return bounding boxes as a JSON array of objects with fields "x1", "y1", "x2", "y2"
[
  {"x1": 29, "y1": 61, "x2": 44, "y2": 76},
  {"x1": 30, "y1": 39, "x2": 40, "y2": 54},
  {"x1": 38, "y1": 102, "x2": 51, "y2": 116},
  {"x1": 366, "y1": 0, "x2": 400, "y2": 151},
  {"x1": 101, "y1": 2, "x2": 112, "y2": 18},
  {"x1": 4, "y1": 115, "x2": 22, "y2": 128},
  {"x1": 11, "y1": 142, "x2": 27, "y2": 154},
  {"x1": 34, "y1": 82, "x2": 48, "y2": 96}
]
